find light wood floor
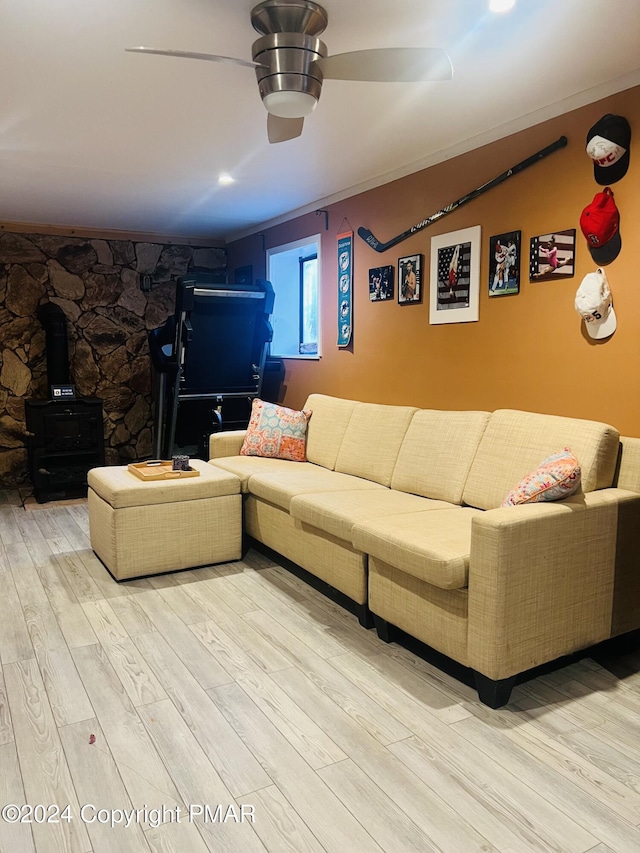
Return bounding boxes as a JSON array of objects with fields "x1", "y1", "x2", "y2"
[{"x1": 1, "y1": 490, "x2": 640, "y2": 853}]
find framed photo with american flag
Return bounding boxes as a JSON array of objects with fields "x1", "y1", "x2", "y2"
[
  {"x1": 429, "y1": 226, "x2": 481, "y2": 324},
  {"x1": 529, "y1": 229, "x2": 576, "y2": 282}
]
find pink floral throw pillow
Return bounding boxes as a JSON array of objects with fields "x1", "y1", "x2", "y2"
[
  {"x1": 240, "y1": 399, "x2": 311, "y2": 462},
  {"x1": 501, "y1": 448, "x2": 581, "y2": 507}
]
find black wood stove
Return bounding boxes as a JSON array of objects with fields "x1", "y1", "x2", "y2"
[
  {"x1": 25, "y1": 397, "x2": 104, "y2": 503},
  {"x1": 26, "y1": 304, "x2": 105, "y2": 503}
]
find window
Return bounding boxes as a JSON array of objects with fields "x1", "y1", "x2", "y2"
[{"x1": 267, "y1": 235, "x2": 321, "y2": 358}]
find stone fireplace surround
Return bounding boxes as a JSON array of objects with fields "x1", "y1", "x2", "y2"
[{"x1": 0, "y1": 229, "x2": 226, "y2": 489}]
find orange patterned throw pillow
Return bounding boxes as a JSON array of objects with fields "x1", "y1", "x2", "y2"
[
  {"x1": 240, "y1": 399, "x2": 311, "y2": 462},
  {"x1": 501, "y1": 448, "x2": 581, "y2": 506}
]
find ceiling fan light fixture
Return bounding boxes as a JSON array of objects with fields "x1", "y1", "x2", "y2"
[
  {"x1": 263, "y1": 89, "x2": 317, "y2": 118},
  {"x1": 489, "y1": 0, "x2": 515, "y2": 12}
]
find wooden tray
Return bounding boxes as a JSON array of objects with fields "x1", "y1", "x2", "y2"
[{"x1": 127, "y1": 461, "x2": 200, "y2": 481}]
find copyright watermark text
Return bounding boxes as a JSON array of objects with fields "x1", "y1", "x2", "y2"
[{"x1": 1, "y1": 803, "x2": 255, "y2": 828}]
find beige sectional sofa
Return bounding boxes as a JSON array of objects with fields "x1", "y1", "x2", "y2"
[{"x1": 208, "y1": 393, "x2": 640, "y2": 706}]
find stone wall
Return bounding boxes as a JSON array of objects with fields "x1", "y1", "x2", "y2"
[{"x1": 0, "y1": 231, "x2": 226, "y2": 488}]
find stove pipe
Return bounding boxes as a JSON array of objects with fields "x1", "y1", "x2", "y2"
[{"x1": 36, "y1": 302, "x2": 70, "y2": 395}]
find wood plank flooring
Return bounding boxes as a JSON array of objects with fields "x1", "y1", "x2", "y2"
[{"x1": 2, "y1": 489, "x2": 640, "y2": 852}]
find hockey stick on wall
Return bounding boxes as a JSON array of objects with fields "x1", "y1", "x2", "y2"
[{"x1": 358, "y1": 135, "x2": 568, "y2": 253}]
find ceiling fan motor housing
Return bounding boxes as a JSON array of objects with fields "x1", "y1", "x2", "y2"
[
  {"x1": 251, "y1": 0, "x2": 328, "y2": 37},
  {"x1": 252, "y1": 33, "x2": 326, "y2": 116},
  {"x1": 251, "y1": 1, "x2": 329, "y2": 118}
]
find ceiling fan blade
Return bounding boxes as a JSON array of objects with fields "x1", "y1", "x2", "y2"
[
  {"x1": 125, "y1": 47, "x2": 266, "y2": 69},
  {"x1": 316, "y1": 48, "x2": 453, "y2": 82},
  {"x1": 268, "y1": 114, "x2": 304, "y2": 144}
]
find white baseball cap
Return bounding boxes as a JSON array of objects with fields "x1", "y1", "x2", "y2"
[{"x1": 574, "y1": 269, "x2": 617, "y2": 339}]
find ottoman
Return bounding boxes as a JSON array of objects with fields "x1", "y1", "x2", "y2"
[{"x1": 87, "y1": 459, "x2": 242, "y2": 580}]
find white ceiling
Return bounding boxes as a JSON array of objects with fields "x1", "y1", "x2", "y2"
[{"x1": 1, "y1": 0, "x2": 639, "y2": 243}]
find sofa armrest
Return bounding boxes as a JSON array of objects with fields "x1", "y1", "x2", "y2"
[
  {"x1": 467, "y1": 488, "x2": 640, "y2": 681},
  {"x1": 209, "y1": 430, "x2": 247, "y2": 459}
]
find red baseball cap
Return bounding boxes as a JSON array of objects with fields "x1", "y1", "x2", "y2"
[{"x1": 579, "y1": 187, "x2": 621, "y2": 265}]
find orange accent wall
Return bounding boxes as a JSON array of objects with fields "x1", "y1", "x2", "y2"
[{"x1": 228, "y1": 86, "x2": 640, "y2": 436}]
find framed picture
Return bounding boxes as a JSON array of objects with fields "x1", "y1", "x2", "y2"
[
  {"x1": 489, "y1": 230, "x2": 521, "y2": 296},
  {"x1": 529, "y1": 229, "x2": 576, "y2": 282},
  {"x1": 234, "y1": 265, "x2": 253, "y2": 286},
  {"x1": 369, "y1": 265, "x2": 394, "y2": 301},
  {"x1": 398, "y1": 254, "x2": 422, "y2": 304},
  {"x1": 429, "y1": 225, "x2": 481, "y2": 324}
]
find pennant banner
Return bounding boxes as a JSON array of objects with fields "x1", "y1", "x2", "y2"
[{"x1": 337, "y1": 231, "x2": 353, "y2": 347}]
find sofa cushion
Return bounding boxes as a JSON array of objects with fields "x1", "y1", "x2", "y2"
[
  {"x1": 290, "y1": 489, "x2": 454, "y2": 542},
  {"x1": 240, "y1": 399, "x2": 311, "y2": 461},
  {"x1": 209, "y1": 429, "x2": 248, "y2": 460},
  {"x1": 304, "y1": 394, "x2": 359, "y2": 470},
  {"x1": 334, "y1": 402, "x2": 417, "y2": 486},
  {"x1": 352, "y1": 508, "x2": 483, "y2": 590},
  {"x1": 248, "y1": 467, "x2": 385, "y2": 512},
  {"x1": 462, "y1": 409, "x2": 619, "y2": 510},
  {"x1": 244, "y1": 496, "x2": 369, "y2": 605},
  {"x1": 391, "y1": 409, "x2": 490, "y2": 503},
  {"x1": 501, "y1": 448, "x2": 581, "y2": 506},
  {"x1": 209, "y1": 456, "x2": 310, "y2": 492}
]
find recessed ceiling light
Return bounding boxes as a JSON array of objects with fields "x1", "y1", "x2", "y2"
[
  {"x1": 489, "y1": 0, "x2": 515, "y2": 12},
  {"x1": 218, "y1": 173, "x2": 235, "y2": 185}
]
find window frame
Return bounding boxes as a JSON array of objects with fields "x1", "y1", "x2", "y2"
[
  {"x1": 299, "y1": 252, "x2": 318, "y2": 355},
  {"x1": 266, "y1": 234, "x2": 322, "y2": 360}
]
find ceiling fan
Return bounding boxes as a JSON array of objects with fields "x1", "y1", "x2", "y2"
[{"x1": 126, "y1": 0, "x2": 453, "y2": 144}]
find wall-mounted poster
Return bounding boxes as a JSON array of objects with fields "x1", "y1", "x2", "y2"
[
  {"x1": 398, "y1": 255, "x2": 422, "y2": 304},
  {"x1": 529, "y1": 229, "x2": 576, "y2": 282},
  {"x1": 489, "y1": 230, "x2": 521, "y2": 296},
  {"x1": 337, "y1": 231, "x2": 353, "y2": 347},
  {"x1": 369, "y1": 265, "x2": 394, "y2": 301},
  {"x1": 429, "y1": 226, "x2": 481, "y2": 324}
]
